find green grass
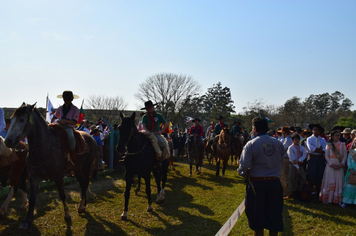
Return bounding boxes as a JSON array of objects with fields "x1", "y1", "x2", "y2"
[{"x1": 0, "y1": 158, "x2": 355, "y2": 235}]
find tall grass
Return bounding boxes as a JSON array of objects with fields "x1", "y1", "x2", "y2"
[{"x1": 0, "y1": 159, "x2": 355, "y2": 235}]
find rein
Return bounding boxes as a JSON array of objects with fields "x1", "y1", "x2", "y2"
[{"x1": 124, "y1": 126, "x2": 149, "y2": 156}]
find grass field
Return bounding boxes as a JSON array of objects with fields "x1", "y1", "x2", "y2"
[{"x1": 0, "y1": 158, "x2": 355, "y2": 236}]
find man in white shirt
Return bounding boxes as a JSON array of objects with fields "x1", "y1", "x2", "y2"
[{"x1": 305, "y1": 124, "x2": 326, "y2": 198}]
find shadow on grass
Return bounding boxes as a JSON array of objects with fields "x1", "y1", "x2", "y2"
[
  {"x1": 76, "y1": 211, "x2": 127, "y2": 236},
  {"x1": 285, "y1": 200, "x2": 356, "y2": 227}
]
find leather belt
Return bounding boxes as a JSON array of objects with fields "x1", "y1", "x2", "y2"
[{"x1": 249, "y1": 176, "x2": 280, "y2": 182}]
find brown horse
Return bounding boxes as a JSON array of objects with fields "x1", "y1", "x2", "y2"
[
  {"x1": 230, "y1": 134, "x2": 244, "y2": 165},
  {"x1": 213, "y1": 128, "x2": 231, "y2": 177},
  {"x1": 4, "y1": 104, "x2": 97, "y2": 230},
  {"x1": 0, "y1": 137, "x2": 28, "y2": 217}
]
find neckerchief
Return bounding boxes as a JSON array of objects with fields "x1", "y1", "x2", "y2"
[
  {"x1": 147, "y1": 112, "x2": 156, "y2": 131},
  {"x1": 220, "y1": 122, "x2": 224, "y2": 130},
  {"x1": 292, "y1": 144, "x2": 301, "y2": 160},
  {"x1": 61, "y1": 104, "x2": 72, "y2": 120}
]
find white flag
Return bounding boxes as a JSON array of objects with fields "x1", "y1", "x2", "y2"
[{"x1": 46, "y1": 97, "x2": 55, "y2": 123}]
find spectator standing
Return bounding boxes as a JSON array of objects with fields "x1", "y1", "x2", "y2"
[
  {"x1": 287, "y1": 133, "x2": 307, "y2": 202},
  {"x1": 341, "y1": 128, "x2": 353, "y2": 146},
  {"x1": 238, "y1": 116, "x2": 284, "y2": 236},
  {"x1": 319, "y1": 130, "x2": 347, "y2": 204},
  {"x1": 281, "y1": 126, "x2": 293, "y2": 198},
  {"x1": 306, "y1": 124, "x2": 327, "y2": 198},
  {"x1": 341, "y1": 147, "x2": 356, "y2": 207}
]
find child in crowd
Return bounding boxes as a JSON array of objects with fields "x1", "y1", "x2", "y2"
[{"x1": 287, "y1": 133, "x2": 307, "y2": 202}]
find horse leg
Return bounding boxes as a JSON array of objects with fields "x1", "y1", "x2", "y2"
[
  {"x1": 144, "y1": 174, "x2": 154, "y2": 210},
  {"x1": 0, "y1": 186, "x2": 14, "y2": 217},
  {"x1": 157, "y1": 159, "x2": 169, "y2": 204},
  {"x1": 216, "y1": 159, "x2": 220, "y2": 176},
  {"x1": 20, "y1": 176, "x2": 40, "y2": 230},
  {"x1": 153, "y1": 167, "x2": 164, "y2": 204},
  {"x1": 121, "y1": 172, "x2": 134, "y2": 220},
  {"x1": 136, "y1": 176, "x2": 141, "y2": 192},
  {"x1": 189, "y1": 159, "x2": 193, "y2": 177},
  {"x1": 54, "y1": 178, "x2": 71, "y2": 223},
  {"x1": 75, "y1": 169, "x2": 89, "y2": 214},
  {"x1": 222, "y1": 159, "x2": 228, "y2": 178},
  {"x1": 20, "y1": 189, "x2": 28, "y2": 211}
]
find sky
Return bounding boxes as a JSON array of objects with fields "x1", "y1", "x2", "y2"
[{"x1": 1, "y1": 0, "x2": 356, "y2": 114}]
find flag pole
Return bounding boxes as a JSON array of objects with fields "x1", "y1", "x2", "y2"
[{"x1": 46, "y1": 93, "x2": 48, "y2": 114}]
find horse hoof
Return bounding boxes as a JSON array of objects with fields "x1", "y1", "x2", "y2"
[
  {"x1": 155, "y1": 199, "x2": 165, "y2": 204},
  {"x1": 197, "y1": 171, "x2": 201, "y2": 175},
  {"x1": 135, "y1": 187, "x2": 141, "y2": 192},
  {"x1": 64, "y1": 215, "x2": 72, "y2": 223},
  {"x1": 19, "y1": 222, "x2": 29, "y2": 230},
  {"x1": 78, "y1": 207, "x2": 85, "y2": 214},
  {"x1": 189, "y1": 174, "x2": 192, "y2": 177},
  {"x1": 121, "y1": 215, "x2": 128, "y2": 221},
  {"x1": 147, "y1": 207, "x2": 153, "y2": 212}
]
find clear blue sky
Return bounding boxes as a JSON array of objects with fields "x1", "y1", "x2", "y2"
[{"x1": 1, "y1": 0, "x2": 355, "y2": 114}]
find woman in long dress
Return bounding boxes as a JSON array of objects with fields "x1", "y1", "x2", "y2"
[
  {"x1": 319, "y1": 130, "x2": 347, "y2": 204},
  {"x1": 341, "y1": 148, "x2": 356, "y2": 207}
]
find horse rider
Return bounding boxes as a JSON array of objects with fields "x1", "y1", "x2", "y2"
[
  {"x1": 188, "y1": 118, "x2": 205, "y2": 156},
  {"x1": 141, "y1": 100, "x2": 168, "y2": 166},
  {"x1": 214, "y1": 116, "x2": 229, "y2": 136},
  {"x1": 51, "y1": 90, "x2": 79, "y2": 166},
  {"x1": 231, "y1": 120, "x2": 243, "y2": 153},
  {"x1": 206, "y1": 121, "x2": 215, "y2": 141}
]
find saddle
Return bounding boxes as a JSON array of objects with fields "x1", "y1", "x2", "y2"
[
  {"x1": 142, "y1": 131, "x2": 170, "y2": 160},
  {"x1": 49, "y1": 124, "x2": 86, "y2": 160}
]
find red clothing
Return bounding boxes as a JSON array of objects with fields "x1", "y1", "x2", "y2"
[{"x1": 189, "y1": 125, "x2": 204, "y2": 137}]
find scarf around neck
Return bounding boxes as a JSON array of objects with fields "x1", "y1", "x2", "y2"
[{"x1": 147, "y1": 112, "x2": 156, "y2": 131}]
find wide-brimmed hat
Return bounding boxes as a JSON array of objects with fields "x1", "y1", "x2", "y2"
[
  {"x1": 141, "y1": 100, "x2": 158, "y2": 110},
  {"x1": 217, "y1": 115, "x2": 224, "y2": 120},
  {"x1": 332, "y1": 125, "x2": 346, "y2": 131},
  {"x1": 210, "y1": 121, "x2": 215, "y2": 125},
  {"x1": 351, "y1": 129, "x2": 356, "y2": 135},
  {"x1": 308, "y1": 124, "x2": 325, "y2": 133},
  {"x1": 300, "y1": 129, "x2": 312, "y2": 137},
  {"x1": 341, "y1": 128, "x2": 352, "y2": 134},
  {"x1": 193, "y1": 118, "x2": 201, "y2": 122},
  {"x1": 280, "y1": 126, "x2": 292, "y2": 134},
  {"x1": 57, "y1": 90, "x2": 79, "y2": 99}
]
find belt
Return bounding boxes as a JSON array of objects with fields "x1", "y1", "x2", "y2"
[{"x1": 249, "y1": 176, "x2": 280, "y2": 182}]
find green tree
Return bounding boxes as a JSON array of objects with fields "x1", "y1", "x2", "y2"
[{"x1": 201, "y1": 82, "x2": 235, "y2": 122}]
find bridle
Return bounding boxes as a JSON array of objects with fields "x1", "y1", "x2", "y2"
[{"x1": 122, "y1": 125, "x2": 148, "y2": 156}]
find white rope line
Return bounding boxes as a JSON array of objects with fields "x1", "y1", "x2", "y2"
[{"x1": 215, "y1": 199, "x2": 245, "y2": 236}]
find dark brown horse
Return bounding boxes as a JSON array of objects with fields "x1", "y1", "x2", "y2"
[
  {"x1": 187, "y1": 135, "x2": 204, "y2": 176},
  {"x1": 117, "y1": 112, "x2": 169, "y2": 220},
  {"x1": 4, "y1": 104, "x2": 97, "y2": 230},
  {"x1": 205, "y1": 137, "x2": 214, "y2": 164},
  {"x1": 0, "y1": 138, "x2": 28, "y2": 217},
  {"x1": 213, "y1": 128, "x2": 231, "y2": 177}
]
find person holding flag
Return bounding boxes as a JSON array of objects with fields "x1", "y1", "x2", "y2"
[{"x1": 51, "y1": 90, "x2": 80, "y2": 167}]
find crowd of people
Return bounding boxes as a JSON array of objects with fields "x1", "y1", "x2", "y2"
[{"x1": 238, "y1": 117, "x2": 356, "y2": 235}]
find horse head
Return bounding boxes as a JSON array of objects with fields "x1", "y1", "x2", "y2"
[
  {"x1": 219, "y1": 128, "x2": 231, "y2": 148},
  {"x1": 5, "y1": 103, "x2": 36, "y2": 148},
  {"x1": 117, "y1": 112, "x2": 136, "y2": 154},
  {"x1": 187, "y1": 135, "x2": 197, "y2": 152}
]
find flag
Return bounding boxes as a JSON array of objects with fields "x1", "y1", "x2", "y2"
[
  {"x1": 184, "y1": 116, "x2": 194, "y2": 124},
  {"x1": 77, "y1": 103, "x2": 85, "y2": 124},
  {"x1": 259, "y1": 113, "x2": 275, "y2": 124},
  {"x1": 46, "y1": 97, "x2": 55, "y2": 123},
  {"x1": 168, "y1": 122, "x2": 173, "y2": 135}
]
